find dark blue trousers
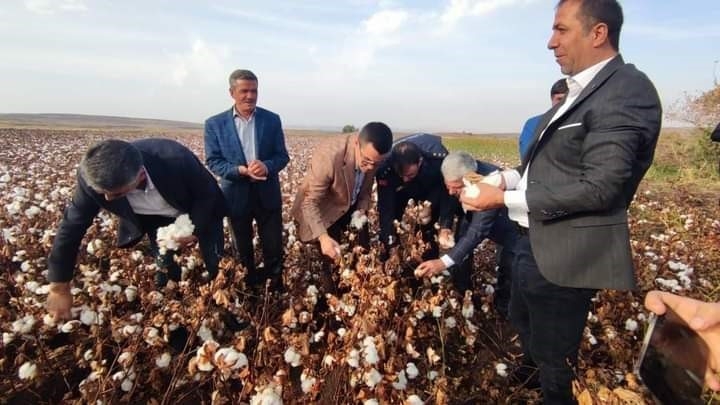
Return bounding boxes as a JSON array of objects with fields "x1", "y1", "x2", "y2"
[{"x1": 509, "y1": 234, "x2": 596, "y2": 405}]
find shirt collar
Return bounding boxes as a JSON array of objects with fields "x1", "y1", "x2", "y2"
[
  {"x1": 566, "y1": 55, "x2": 615, "y2": 97},
  {"x1": 233, "y1": 106, "x2": 255, "y2": 121}
]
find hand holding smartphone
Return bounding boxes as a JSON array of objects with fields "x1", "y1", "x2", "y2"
[{"x1": 634, "y1": 306, "x2": 708, "y2": 404}]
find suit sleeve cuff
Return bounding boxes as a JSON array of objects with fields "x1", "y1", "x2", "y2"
[
  {"x1": 501, "y1": 169, "x2": 521, "y2": 190},
  {"x1": 504, "y1": 190, "x2": 529, "y2": 227},
  {"x1": 440, "y1": 254, "x2": 455, "y2": 268}
]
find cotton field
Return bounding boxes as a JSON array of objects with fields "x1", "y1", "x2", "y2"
[{"x1": 1, "y1": 128, "x2": 719, "y2": 404}]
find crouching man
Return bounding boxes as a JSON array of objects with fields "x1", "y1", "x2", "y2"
[
  {"x1": 46, "y1": 139, "x2": 227, "y2": 321},
  {"x1": 415, "y1": 152, "x2": 517, "y2": 315}
]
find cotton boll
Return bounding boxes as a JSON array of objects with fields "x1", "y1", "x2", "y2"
[
  {"x1": 249, "y1": 384, "x2": 283, "y2": 405},
  {"x1": 350, "y1": 210, "x2": 368, "y2": 230},
  {"x1": 405, "y1": 394, "x2": 424, "y2": 405},
  {"x1": 392, "y1": 370, "x2": 408, "y2": 390},
  {"x1": 284, "y1": 347, "x2": 302, "y2": 367},
  {"x1": 624, "y1": 318, "x2": 638, "y2": 332},
  {"x1": 124, "y1": 286, "x2": 138, "y2": 302},
  {"x1": 300, "y1": 370, "x2": 317, "y2": 393},
  {"x1": 364, "y1": 400, "x2": 379, "y2": 405},
  {"x1": 155, "y1": 352, "x2": 172, "y2": 368},
  {"x1": 156, "y1": 214, "x2": 195, "y2": 254},
  {"x1": 3, "y1": 332, "x2": 15, "y2": 345},
  {"x1": 363, "y1": 368, "x2": 383, "y2": 388},
  {"x1": 346, "y1": 349, "x2": 360, "y2": 368},
  {"x1": 18, "y1": 362, "x2": 38, "y2": 380},
  {"x1": 12, "y1": 315, "x2": 36, "y2": 334},
  {"x1": 362, "y1": 336, "x2": 380, "y2": 365},
  {"x1": 80, "y1": 308, "x2": 99, "y2": 325},
  {"x1": 495, "y1": 363, "x2": 508, "y2": 377},
  {"x1": 406, "y1": 362, "x2": 419, "y2": 379},
  {"x1": 462, "y1": 178, "x2": 480, "y2": 198}
]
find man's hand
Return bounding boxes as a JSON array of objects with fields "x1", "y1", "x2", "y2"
[
  {"x1": 47, "y1": 282, "x2": 73, "y2": 322},
  {"x1": 238, "y1": 164, "x2": 267, "y2": 181},
  {"x1": 318, "y1": 233, "x2": 341, "y2": 260},
  {"x1": 248, "y1": 160, "x2": 268, "y2": 179},
  {"x1": 438, "y1": 228, "x2": 455, "y2": 249},
  {"x1": 173, "y1": 235, "x2": 198, "y2": 249},
  {"x1": 414, "y1": 259, "x2": 446, "y2": 278},
  {"x1": 645, "y1": 291, "x2": 720, "y2": 391},
  {"x1": 460, "y1": 183, "x2": 505, "y2": 211}
]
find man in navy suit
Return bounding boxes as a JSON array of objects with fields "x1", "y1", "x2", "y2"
[
  {"x1": 415, "y1": 152, "x2": 517, "y2": 312},
  {"x1": 461, "y1": 1, "x2": 662, "y2": 402},
  {"x1": 46, "y1": 139, "x2": 227, "y2": 321},
  {"x1": 204, "y1": 69, "x2": 289, "y2": 286}
]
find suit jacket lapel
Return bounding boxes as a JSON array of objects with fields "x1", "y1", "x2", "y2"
[
  {"x1": 522, "y1": 102, "x2": 563, "y2": 170},
  {"x1": 522, "y1": 55, "x2": 625, "y2": 172},
  {"x1": 342, "y1": 134, "x2": 357, "y2": 203},
  {"x1": 225, "y1": 108, "x2": 248, "y2": 164}
]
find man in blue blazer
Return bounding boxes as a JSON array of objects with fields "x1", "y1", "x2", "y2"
[
  {"x1": 46, "y1": 138, "x2": 227, "y2": 320},
  {"x1": 204, "y1": 69, "x2": 289, "y2": 286},
  {"x1": 461, "y1": 1, "x2": 662, "y2": 402}
]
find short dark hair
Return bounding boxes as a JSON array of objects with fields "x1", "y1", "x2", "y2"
[
  {"x1": 79, "y1": 139, "x2": 143, "y2": 192},
  {"x1": 229, "y1": 69, "x2": 258, "y2": 87},
  {"x1": 390, "y1": 141, "x2": 422, "y2": 174},
  {"x1": 559, "y1": 0, "x2": 623, "y2": 51},
  {"x1": 358, "y1": 122, "x2": 393, "y2": 154},
  {"x1": 551, "y1": 78, "x2": 568, "y2": 96}
]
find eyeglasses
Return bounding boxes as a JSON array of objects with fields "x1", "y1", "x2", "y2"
[{"x1": 357, "y1": 144, "x2": 384, "y2": 169}]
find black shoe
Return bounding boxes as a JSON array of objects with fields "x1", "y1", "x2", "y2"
[{"x1": 509, "y1": 364, "x2": 541, "y2": 390}]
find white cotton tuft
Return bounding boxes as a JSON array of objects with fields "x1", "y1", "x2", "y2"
[
  {"x1": 405, "y1": 362, "x2": 419, "y2": 379},
  {"x1": 156, "y1": 214, "x2": 195, "y2": 254},
  {"x1": 350, "y1": 210, "x2": 368, "y2": 230},
  {"x1": 624, "y1": 318, "x2": 639, "y2": 332},
  {"x1": 284, "y1": 347, "x2": 302, "y2": 367},
  {"x1": 18, "y1": 362, "x2": 38, "y2": 380},
  {"x1": 249, "y1": 384, "x2": 283, "y2": 405},
  {"x1": 155, "y1": 352, "x2": 172, "y2": 368}
]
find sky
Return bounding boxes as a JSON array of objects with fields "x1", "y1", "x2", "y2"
[{"x1": 0, "y1": 0, "x2": 718, "y2": 133}]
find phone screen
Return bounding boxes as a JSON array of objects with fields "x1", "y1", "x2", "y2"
[{"x1": 634, "y1": 308, "x2": 708, "y2": 405}]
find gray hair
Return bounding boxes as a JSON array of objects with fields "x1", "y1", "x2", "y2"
[
  {"x1": 79, "y1": 139, "x2": 143, "y2": 192},
  {"x1": 228, "y1": 69, "x2": 258, "y2": 87},
  {"x1": 441, "y1": 151, "x2": 477, "y2": 181}
]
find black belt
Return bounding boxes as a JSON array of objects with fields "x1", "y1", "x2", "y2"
[{"x1": 515, "y1": 224, "x2": 529, "y2": 236}]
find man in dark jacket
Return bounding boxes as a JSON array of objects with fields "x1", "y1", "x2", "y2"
[
  {"x1": 46, "y1": 138, "x2": 226, "y2": 320},
  {"x1": 376, "y1": 133, "x2": 455, "y2": 259}
]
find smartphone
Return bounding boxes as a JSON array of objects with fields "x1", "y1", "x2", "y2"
[{"x1": 634, "y1": 307, "x2": 708, "y2": 405}]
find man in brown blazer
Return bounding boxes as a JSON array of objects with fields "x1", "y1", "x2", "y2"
[{"x1": 291, "y1": 122, "x2": 393, "y2": 260}]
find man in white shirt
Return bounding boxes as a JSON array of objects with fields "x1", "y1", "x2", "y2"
[
  {"x1": 47, "y1": 139, "x2": 227, "y2": 321},
  {"x1": 461, "y1": 1, "x2": 662, "y2": 403}
]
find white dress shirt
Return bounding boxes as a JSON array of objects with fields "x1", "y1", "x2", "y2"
[
  {"x1": 125, "y1": 169, "x2": 181, "y2": 217},
  {"x1": 502, "y1": 56, "x2": 615, "y2": 228},
  {"x1": 234, "y1": 107, "x2": 256, "y2": 162}
]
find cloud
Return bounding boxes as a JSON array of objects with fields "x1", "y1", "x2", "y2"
[
  {"x1": 25, "y1": 0, "x2": 87, "y2": 15},
  {"x1": 364, "y1": 9, "x2": 408, "y2": 36},
  {"x1": 440, "y1": 0, "x2": 534, "y2": 27},
  {"x1": 626, "y1": 24, "x2": 720, "y2": 41},
  {"x1": 169, "y1": 39, "x2": 230, "y2": 87}
]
